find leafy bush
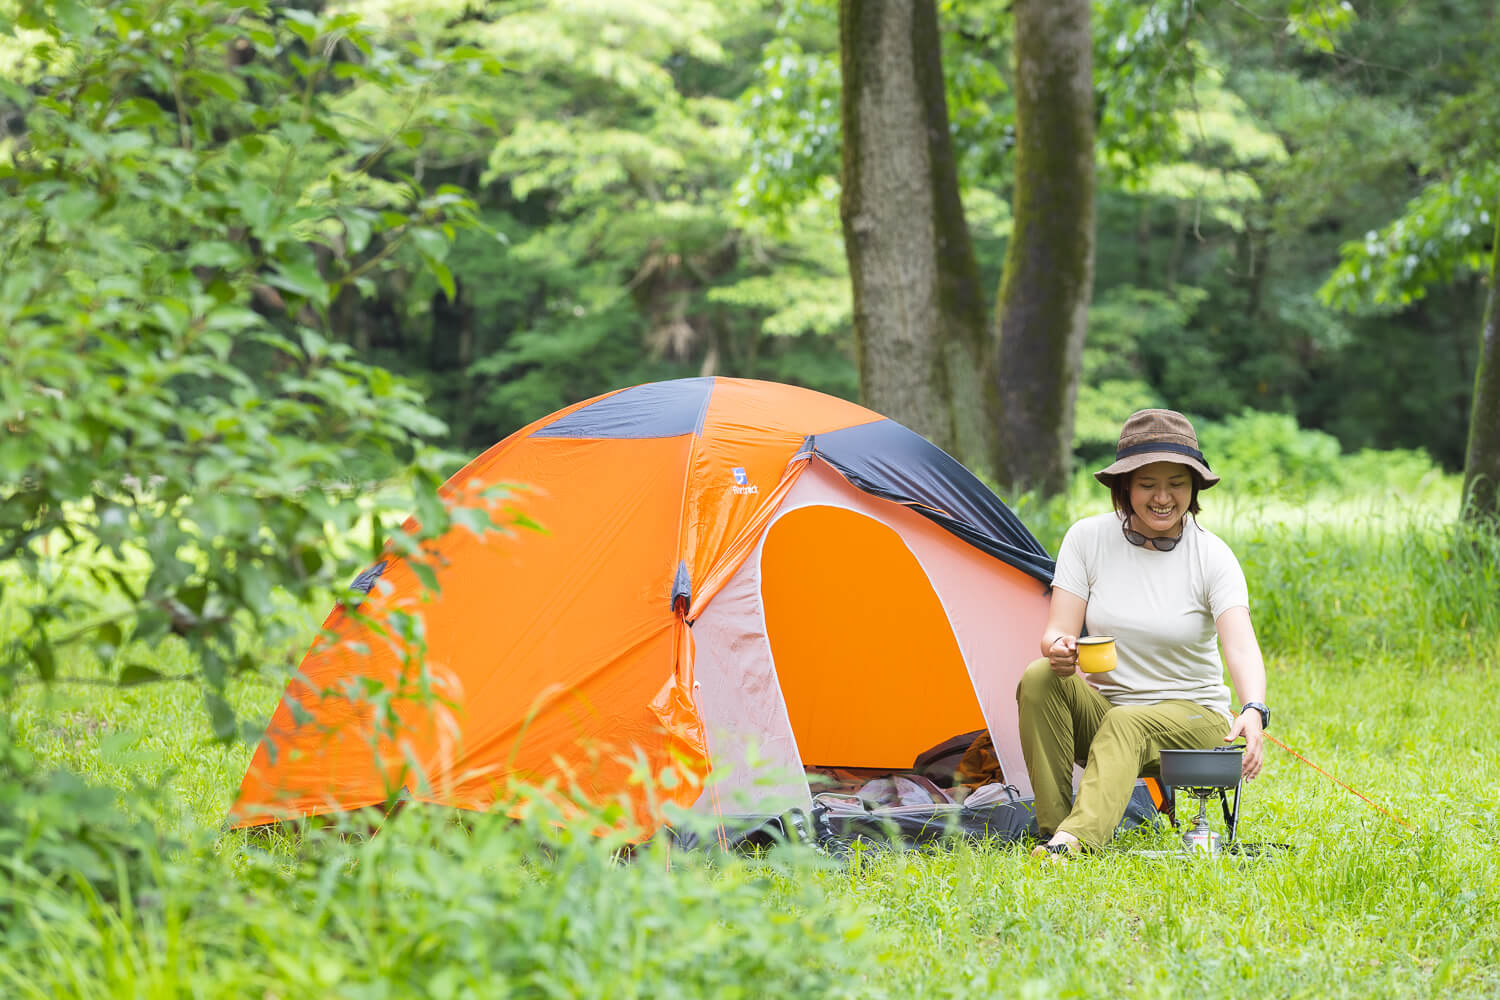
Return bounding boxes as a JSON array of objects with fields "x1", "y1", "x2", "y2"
[
  {"x1": 0, "y1": 0, "x2": 502, "y2": 748},
  {"x1": 1195, "y1": 410, "x2": 1347, "y2": 497},
  {"x1": 1190, "y1": 409, "x2": 1453, "y2": 507},
  {"x1": 1336, "y1": 446, "x2": 1450, "y2": 499},
  {"x1": 1, "y1": 794, "x2": 886, "y2": 1000},
  {"x1": 0, "y1": 767, "x2": 165, "y2": 933}
]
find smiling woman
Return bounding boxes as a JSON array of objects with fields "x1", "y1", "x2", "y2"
[
  {"x1": 1018, "y1": 409, "x2": 1269, "y2": 859},
  {"x1": 1120, "y1": 462, "x2": 1198, "y2": 545}
]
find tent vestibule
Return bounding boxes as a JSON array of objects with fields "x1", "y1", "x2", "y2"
[{"x1": 691, "y1": 461, "x2": 1048, "y2": 821}]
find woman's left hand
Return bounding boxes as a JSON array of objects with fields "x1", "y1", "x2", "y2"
[{"x1": 1225, "y1": 710, "x2": 1264, "y2": 780}]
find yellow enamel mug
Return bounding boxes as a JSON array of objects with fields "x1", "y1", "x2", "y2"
[{"x1": 1076, "y1": 636, "x2": 1117, "y2": 673}]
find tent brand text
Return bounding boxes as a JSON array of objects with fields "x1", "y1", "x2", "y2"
[{"x1": 730, "y1": 467, "x2": 758, "y2": 495}]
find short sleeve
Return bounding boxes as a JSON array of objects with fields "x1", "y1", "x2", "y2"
[
  {"x1": 1203, "y1": 535, "x2": 1250, "y2": 619},
  {"x1": 1050, "y1": 519, "x2": 1093, "y2": 601}
]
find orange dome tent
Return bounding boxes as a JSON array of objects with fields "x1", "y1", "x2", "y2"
[{"x1": 229, "y1": 378, "x2": 1086, "y2": 839}]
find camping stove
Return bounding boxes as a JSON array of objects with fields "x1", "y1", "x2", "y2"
[{"x1": 1158, "y1": 747, "x2": 1243, "y2": 855}]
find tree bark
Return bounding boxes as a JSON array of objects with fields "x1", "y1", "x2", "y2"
[
  {"x1": 1461, "y1": 204, "x2": 1500, "y2": 523},
  {"x1": 839, "y1": 0, "x2": 992, "y2": 468},
  {"x1": 986, "y1": 0, "x2": 1095, "y2": 496}
]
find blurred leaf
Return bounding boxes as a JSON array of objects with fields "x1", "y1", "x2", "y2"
[
  {"x1": 119, "y1": 663, "x2": 165, "y2": 687},
  {"x1": 27, "y1": 643, "x2": 56, "y2": 683}
]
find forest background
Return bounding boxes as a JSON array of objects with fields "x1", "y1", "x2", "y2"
[
  {"x1": 3, "y1": 0, "x2": 1500, "y2": 996},
  {"x1": 6, "y1": 0, "x2": 1495, "y2": 495},
  {"x1": 252, "y1": 0, "x2": 1495, "y2": 488}
]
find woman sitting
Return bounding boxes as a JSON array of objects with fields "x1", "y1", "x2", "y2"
[{"x1": 1019, "y1": 409, "x2": 1270, "y2": 858}]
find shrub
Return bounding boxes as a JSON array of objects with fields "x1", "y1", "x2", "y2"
[
  {"x1": 1195, "y1": 410, "x2": 1347, "y2": 497},
  {"x1": 1, "y1": 798, "x2": 887, "y2": 1000}
]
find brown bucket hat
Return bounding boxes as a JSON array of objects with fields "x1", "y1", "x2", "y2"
[{"x1": 1094, "y1": 409, "x2": 1220, "y2": 488}]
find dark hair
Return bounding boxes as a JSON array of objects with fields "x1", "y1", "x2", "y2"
[{"x1": 1109, "y1": 465, "x2": 1204, "y2": 522}]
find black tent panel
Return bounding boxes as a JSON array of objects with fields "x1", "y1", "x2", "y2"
[{"x1": 810, "y1": 420, "x2": 1056, "y2": 585}]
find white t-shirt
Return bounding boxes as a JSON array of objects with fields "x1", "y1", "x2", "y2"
[{"x1": 1050, "y1": 511, "x2": 1249, "y2": 719}]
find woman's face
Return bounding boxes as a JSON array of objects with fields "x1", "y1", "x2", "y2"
[{"x1": 1128, "y1": 461, "x2": 1193, "y2": 538}]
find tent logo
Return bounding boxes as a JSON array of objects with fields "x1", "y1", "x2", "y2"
[{"x1": 730, "y1": 467, "x2": 758, "y2": 495}]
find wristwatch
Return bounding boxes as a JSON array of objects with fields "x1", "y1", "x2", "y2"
[{"x1": 1239, "y1": 701, "x2": 1271, "y2": 729}]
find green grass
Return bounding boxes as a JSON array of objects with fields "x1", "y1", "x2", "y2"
[{"x1": 4, "y1": 489, "x2": 1500, "y2": 998}]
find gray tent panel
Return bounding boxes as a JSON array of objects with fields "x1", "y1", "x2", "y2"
[{"x1": 532, "y1": 377, "x2": 715, "y2": 439}]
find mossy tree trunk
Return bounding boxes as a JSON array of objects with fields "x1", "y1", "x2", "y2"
[
  {"x1": 1462, "y1": 206, "x2": 1500, "y2": 523},
  {"x1": 985, "y1": 0, "x2": 1095, "y2": 496},
  {"x1": 839, "y1": 0, "x2": 992, "y2": 468}
]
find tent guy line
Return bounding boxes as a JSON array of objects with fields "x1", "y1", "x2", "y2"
[{"x1": 1264, "y1": 733, "x2": 1414, "y2": 832}]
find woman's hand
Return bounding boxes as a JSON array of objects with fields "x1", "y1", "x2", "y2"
[
  {"x1": 1046, "y1": 635, "x2": 1078, "y2": 676},
  {"x1": 1039, "y1": 588, "x2": 1086, "y2": 677},
  {"x1": 1226, "y1": 710, "x2": 1264, "y2": 780}
]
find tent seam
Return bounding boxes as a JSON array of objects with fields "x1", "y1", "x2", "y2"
[{"x1": 671, "y1": 377, "x2": 716, "y2": 609}]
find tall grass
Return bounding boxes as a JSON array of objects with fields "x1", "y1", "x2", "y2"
[
  {"x1": 5, "y1": 470, "x2": 1500, "y2": 997},
  {"x1": 1232, "y1": 512, "x2": 1500, "y2": 664}
]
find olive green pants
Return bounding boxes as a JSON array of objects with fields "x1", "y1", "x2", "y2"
[{"x1": 1016, "y1": 658, "x2": 1230, "y2": 848}]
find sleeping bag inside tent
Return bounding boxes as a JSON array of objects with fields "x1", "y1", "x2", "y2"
[{"x1": 228, "y1": 377, "x2": 1161, "y2": 843}]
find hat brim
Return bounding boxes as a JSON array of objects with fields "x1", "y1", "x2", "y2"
[{"x1": 1094, "y1": 452, "x2": 1220, "y2": 489}]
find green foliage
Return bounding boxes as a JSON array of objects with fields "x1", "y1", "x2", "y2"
[
  {"x1": 1282, "y1": 0, "x2": 1360, "y2": 54},
  {"x1": 1197, "y1": 410, "x2": 1345, "y2": 497},
  {"x1": 733, "y1": 0, "x2": 840, "y2": 224},
  {"x1": 1315, "y1": 21, "x2": 1497, "y2": 315},
  {"x1": 1322, "y1": 167, "x2": 1499, "y2": 310},
  {"x1": 220, "y1": 0, "x2": 1493, "y2": 479},
  {"x1": 707, "y1": 271, "x2": 849, "y2": 338},
  {"x1": 0, "y1": 767, "x2": 164, "y2": 921},
  {"x1": 1124, "y1": 61, "x2": 1286, "y2": 230},
  {"x1": 1244, "y1": 71, "x2": 1421, "y2": 261},
  {"x1": 1304, "y1": 3, "x2": 1499, "y2": 518},
  {"x1": 738, "y1": 0, "x2": 1214, "y2": 210},
  {"x1": 0, "y1": 0, "x2": 499, "y2": 746},
  {"x1": 1092, "y1": 0, "x2": 1198, "y2": 183},
  {"x1": 108, "y1": 0, "x2": 1480, "y2": 481},
  {"x1": 1074, "y1": 286, "x2": 1207, "y2": 457},
  {"x1": 938, "y1": 0, "x2": 1014, "y2": 189},
  {"x1": 1194, "y1": 410, "x2": 1451, "y2": 504},
  {"x1": 1073, "y1": 2, "x2": 1498, "y2": 471}
]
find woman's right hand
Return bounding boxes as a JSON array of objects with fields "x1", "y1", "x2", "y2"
[{"x1": 1047, "y1": 635, "x2": 1078, "y2": 675}]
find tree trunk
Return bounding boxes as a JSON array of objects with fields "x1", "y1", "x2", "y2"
[
  {"x1": 1461, "y1": 205, "x2": 1500, "y2": 523},
  {"x1": 839, "y1": 0, "x2": 992, "y2": 468},
  {"x1": 986, "y1": 0, "x2": 1095, "y2": 496}
]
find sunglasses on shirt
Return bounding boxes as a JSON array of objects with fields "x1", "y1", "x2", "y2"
[{"x1": 1122, "y1": 521, "x2": 1183, "y2": 551}]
